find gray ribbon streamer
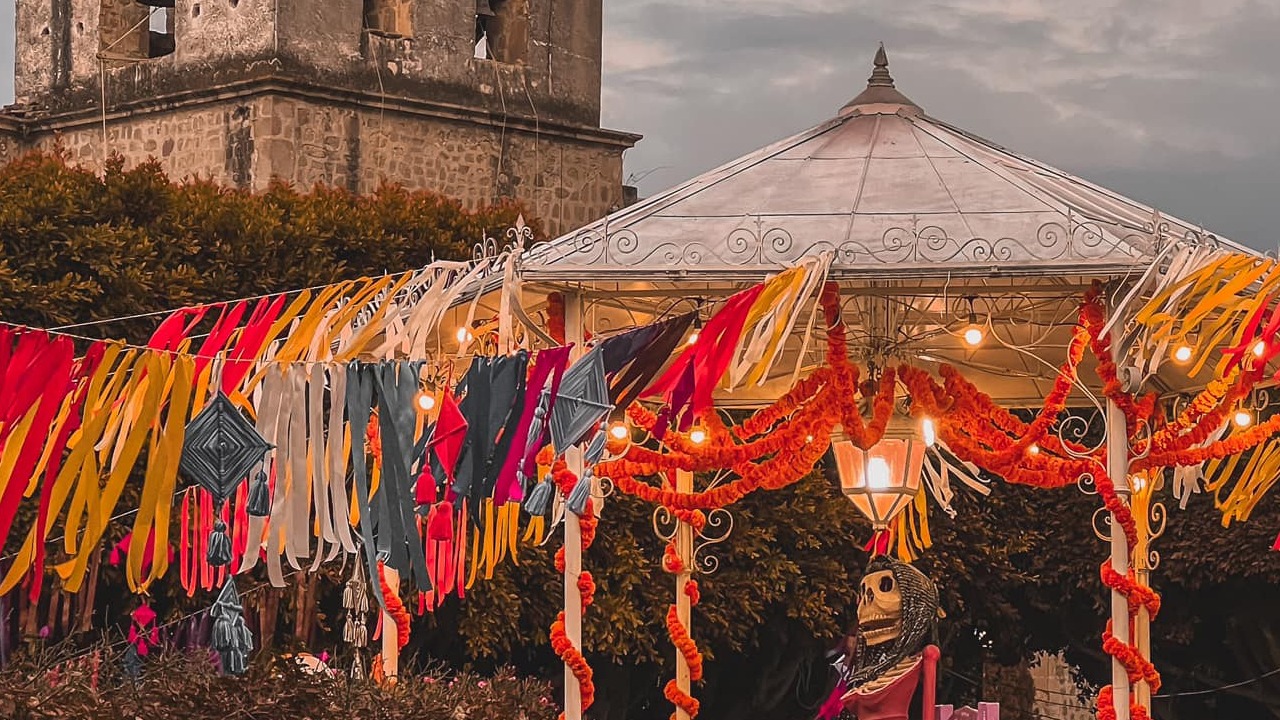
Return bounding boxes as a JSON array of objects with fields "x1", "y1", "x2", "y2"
[
  {"x1": 345, "y1": 363, "x2": 385, "y2": 610},
  {"x1": 373, "y1": 361, "x2": 432, "y2": 592}
]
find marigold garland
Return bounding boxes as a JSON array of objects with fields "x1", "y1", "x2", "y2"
[
  {"x1": 546, "y1": 458, "x2": 597, "y2": 718},
  {"x1": 662, "y1": 537, "x2": 703, "y2": 719}
]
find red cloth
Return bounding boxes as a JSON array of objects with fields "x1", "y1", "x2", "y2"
[
  {"x1": 841, "y1": 655, "x2": 923, "y2": 720},
  {"x1": 642, "y1": 285, "x2": 764, "y2": 432},
  {"x1": 428, "y1": 387, "x2": 467, "y2": 484}
]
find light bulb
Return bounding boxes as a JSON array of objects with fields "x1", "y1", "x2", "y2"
[
  {"x1": 455, "y1": 326, "x2": 473, "y2": 344},
  {"x1": 1131, "y1": 475, "x2": 1146, "y2": 493},
  {"x1": 805, "y1": 434, "x2": 814, "y2": 443},
  {"x1": 1235, "y1": 410, "x2": 1253, "y2": 428},
  {"x1": 416, "y1": 392, "x2": 436, "y2": 412},
  {"x1": 609, "y1": 422, "x2": 629, "y2": 440},
  {"x1": 686, "y1": 331, "x2": 700, "y2": 346},
  {"x1": 689, "y1": 428, "x2": 707, "y2": 445},
  {"x1": 963, "y1": 326, "x2": 984, "y2": 347},
  {"x1": 866, "y1": 457, "x2": 891, "y2": 490},
  {"x1": 921, "y1": 417, "x2": 936, "y2": 447},
  {"x1": 1173, "y1": 345, "x2": 1192, "y2": 364},
  {"x1": 1254, "y1": 340, "x2": 1267, "y2": 357},
  {"x1": 1028, "y1": 444, "x2": 1040, "y2": 455}
]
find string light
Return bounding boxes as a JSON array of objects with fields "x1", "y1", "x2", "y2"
[
  {"x1": 1235, "y1": 410, "x2": 1253, "y2": 428},
  {"x1": 688, "y1": 427, "x2": 708, "y2": 445},
  {"x1": 415, "y1": 392, "x2": 435, "y2": 412},
  {"x1": 1028, "y1": 444, "x2": 1040, "y2": 455},
  {"x1": 921, "y1": 417, "x2": 936, "y2": 447},
  {"x1": 1173, "y1": 345, "x2": 1193, "y2": 364},
  {"x1": 686, "y1": 330, "x2": 700, "y2": 346},
  {"x1": 609, "y1": 422, "x2": 629, "y2": 441},
  {"x1": 805, "y1": 434, "x2": 814, "y2": 443},
  {"x1": 455, "y1": 326, "x2": 473, "y2": 344},
  {"x1": 962, "y1": 297, "x2": 983, "y2": 347},
  {"x1": 1254, "y1": 340, "x2": 1268, "y2": 358}
]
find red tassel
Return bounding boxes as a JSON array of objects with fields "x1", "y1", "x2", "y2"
[
  {"x1": 427, "y1": 501, "x2": 454, "y2": 542},
  {"x1": 863, "y1": 528, "x2": 892, "y2": 556},
  {"x1": 415, "y1": 466, "x2": 438, "y2": 506},
  {"x1": 1272, "y1": 531, "x2": 1280, "y2": 551}
]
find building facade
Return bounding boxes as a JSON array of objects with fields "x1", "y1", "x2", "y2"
[{"x1": 1, "y1": 0, "x2": 639, "y2": 236}]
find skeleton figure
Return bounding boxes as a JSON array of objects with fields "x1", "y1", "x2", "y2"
[{"x1": 819, "y1": 556, "x2": 943, "y2": 720}]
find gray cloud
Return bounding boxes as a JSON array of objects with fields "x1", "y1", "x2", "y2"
[
  {"x1": 1, "y1": 2, "x2": 1274, "y2": 249},
  {"x1": 601, "y1": 0, "x2": 1280, "y2": 250}
]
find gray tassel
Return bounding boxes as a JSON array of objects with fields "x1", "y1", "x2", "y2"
[
  {"x1": 206, "y1": 518, "x2": 233, "y2": 568},
  {"x1": 210, "y1": 579, "x2": 254, "y2": 676},
  {"x1": 566, "y1": 471, "x2": 592, "y2": 516},
  {"x1": 351, "y1": 657, "x2": 366, "y2": 681},
  {"x1": 517, "y1": 402, "x2": 549, "y2": 491},
  {"x1": 246, "y1": 468, "x2": 271, "y2": 518},
  {"x1": 523, "y1": 477, "x2": 555, "y2": 518}
]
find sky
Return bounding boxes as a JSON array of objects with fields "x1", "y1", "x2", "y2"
[{"x1": 2, "y1": 1, "x2": 1277, "y2": 250}]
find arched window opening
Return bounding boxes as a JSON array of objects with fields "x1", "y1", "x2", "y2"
[
  {"x1": 474, "y1": 0, "x2": 527, "y2": 64},
  {"x1": 98, "y1": 0, "x2": 174, "y2": 60},
  {"x1": 364, "y1": 0, "x2": 412, "y2": 39}
]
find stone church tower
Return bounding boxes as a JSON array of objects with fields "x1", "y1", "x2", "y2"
[{"x1": 0, "y1": 0, "x2": 639, "y2": 235}]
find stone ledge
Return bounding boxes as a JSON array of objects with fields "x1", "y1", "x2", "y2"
[{"x1": 4, "y1": 75, "x2": 639, "y2": 152}]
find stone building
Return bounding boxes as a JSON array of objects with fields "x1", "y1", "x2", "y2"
[{"x1": 0, "y1": 0, "x2": 640, "y2": 236}]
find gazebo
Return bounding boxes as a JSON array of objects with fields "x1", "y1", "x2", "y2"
[{"x1": 476, "y1": 46, "x2": 1259, "y2": 720}]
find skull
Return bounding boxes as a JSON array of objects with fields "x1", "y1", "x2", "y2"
[{"x1": 857, "y1": 569, "x2": 902, "y2": 646}]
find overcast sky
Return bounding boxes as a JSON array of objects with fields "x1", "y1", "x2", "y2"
[{"x1": 3, "y1": 1, "x2": 1277, "y2": 250}]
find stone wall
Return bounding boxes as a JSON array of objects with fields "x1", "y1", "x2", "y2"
[{"x1": 16, "y1": 94, "x2": 625, "y2": 237}]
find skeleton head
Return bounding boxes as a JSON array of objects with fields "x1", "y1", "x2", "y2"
[{"x1": 857, "y1": 569, "x2": 903, "y2": 646}]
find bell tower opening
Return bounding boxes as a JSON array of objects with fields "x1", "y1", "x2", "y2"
[
  {"x1": 473, "y1": 0, "x2": 527, "y2": 64},
  {"x1": 363, "y1": 0, "x2": 412, "y2": 39},
  {"x1": 99, "y1": 0, "x2": 174, "y2": 60}
]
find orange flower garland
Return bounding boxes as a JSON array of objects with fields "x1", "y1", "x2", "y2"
[
  {"x1": 661, "y1": 534, "x2": 703, "y2": 720},
  {"x1": 544, "y1": 455, "x2": 597, "y2": 718},
  {"x1": 377, "y1": 561, "x2": 412, "y2": 651}
]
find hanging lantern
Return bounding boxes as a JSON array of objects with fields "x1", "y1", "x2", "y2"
[{"x1": 830, "y1": 436, "x2": 927, "y2": 530}]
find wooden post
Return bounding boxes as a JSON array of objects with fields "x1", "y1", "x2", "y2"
[
  {"x1": 1106, "y1": 340, "x2": 1132, "y2": 720},
  {"x1": 674, "y1": 468, "x2": 695, "y2": 720},
  {"x1": 563, "y1": 290, "x2": 586, "y2": 720},
  {"x1": 380, "y1": 564, "x2": 400, "y2": 684}
]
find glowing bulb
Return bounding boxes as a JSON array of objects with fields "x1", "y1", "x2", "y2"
[
  {"x1": 686, "y1": 331, "x2": 700, "y2": 346},
  {"x1": 1254, "y1": 340, "x2": 1268, "y2": 357},
  {"x1": 689, "y1": 428, "x2": 708, "y2": 445},
  {"x1": 1173, "y1": 345, "x2": 1192, "y2": 364},
  {"x1": 1235, "y1": 410, "x2": 1253, "y2": 428},
  {"x1": 921, "y1": 417, "x2": 936, "y2": 447},
  {"x1": 455, "y1": 326, "x2": 473, "y2": 344},
  {"x1": 416, "y1": 392, "x2": 436, "y2": 412},
  {"x1": 866, "y1": 457, "x2": 892, "y2": 490},
  {"x1": 963, "y1": 326, "x2": 984, "y2": 347},
  {"x1": 609, "y1": 422, "x2": 629, "y2": 440},
  {"x1": 1131, "y1": 475, "x2": 1147, "y2": 493},
  {"x1": 805, "y1": 434, "x2": 814, "y2": 443},
  {"x1": 1028, "y1": 444, "x2": 1040, "y2": 455}
]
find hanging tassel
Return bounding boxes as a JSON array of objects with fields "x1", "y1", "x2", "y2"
[
  {"x1": 566, "y1": 471, "x2": 592, "y2": 516},
  {"x1": 523, "y1": 477, "x2": 555, "y2": 518},
  {"x1": 206, "y1": 518, "x2": 233, "y2": 568},
  {"x1": 246, "y1": 468, "x2": 271, "y2": 518},
  {"x1": 210, "y1": 579, "x2": 254, "y2": 676},
  {"x1": 415, "y1": 465, "x2": 438, "y2": 507},
  {"x1": 426, "y1": 501, "x2": 454, "y2": 542},
  {"x1": 121, "y1": 644, "x2": 142, "y2": 681}
]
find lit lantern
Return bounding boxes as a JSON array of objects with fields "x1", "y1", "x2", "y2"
[{"x1": 831, "y1": 437, "x2": 927, "y2": 530}]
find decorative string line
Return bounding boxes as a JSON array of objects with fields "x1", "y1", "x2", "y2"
[
  {"x1": 47, "y1": 273, "x2": 420, "y2": 332},
  {"x1": 1153, "y1": 666, "x2": 1280, "y2": 699}
]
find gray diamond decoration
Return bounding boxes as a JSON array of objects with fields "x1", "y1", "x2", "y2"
[{"x1": 179, "y1": 393, "x2": 273, "y2": 502}]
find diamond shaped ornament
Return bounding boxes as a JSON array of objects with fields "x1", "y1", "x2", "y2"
[{"x1": 180, "y1": 393, "x2": 272, "y2": 502}]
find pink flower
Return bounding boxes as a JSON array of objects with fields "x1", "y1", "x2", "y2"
[
  {"x1": 478, "y1": 680, "x2": 488, "y2": 688},
  {"x1": 539, "y1": 697, "x2": 550, "y2": 706},
  {"x1": 424, "y1": 676, "x2": 437, "y2": 684}
]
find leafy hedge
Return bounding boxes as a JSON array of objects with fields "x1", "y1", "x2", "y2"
[{"x1": 0, "y1": 645, "x2": 557, "y2": 720}]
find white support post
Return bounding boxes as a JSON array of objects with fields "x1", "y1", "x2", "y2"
[
  {"x1": 1107, "y1": 342, "x2": 1132, "y2": 720},
  {"x1": 674, "y1": 468, "x2": 695, "y2": 720},
  {"x1": 380, "y1": 564, "x2": 400, "y2": 684},
  {"x1": 563, "y1": 290, "x2": 586, "y2": 720}
]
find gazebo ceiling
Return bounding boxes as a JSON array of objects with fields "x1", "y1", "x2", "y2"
[{"x1": 520, "y1": 46, "x2": 1249, "y2": 284}]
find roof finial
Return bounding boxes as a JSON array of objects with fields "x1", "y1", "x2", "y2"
[{"x1": 868, "y1": 43, "x2": 894, "y2": 88}]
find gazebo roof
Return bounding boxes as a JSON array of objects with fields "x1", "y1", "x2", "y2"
[{"x1": 520, "y1": 46, "x2": 1249, "y2": 283}]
